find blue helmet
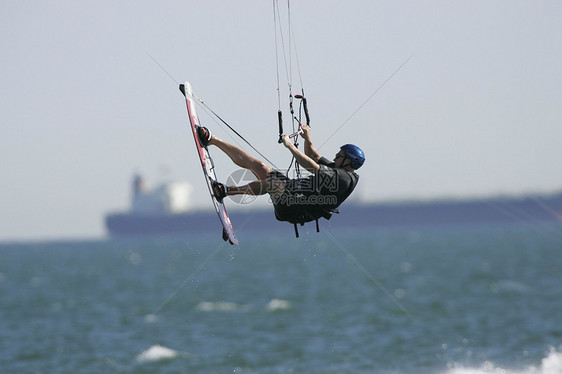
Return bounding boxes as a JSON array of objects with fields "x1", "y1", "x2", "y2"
[{"x1": 340, "y1": 144, "x2": 365, "y2": 169}]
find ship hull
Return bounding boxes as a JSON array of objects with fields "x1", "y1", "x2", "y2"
[{"x1": 105, "y1": 193, "x2": 562, "y2": 237}]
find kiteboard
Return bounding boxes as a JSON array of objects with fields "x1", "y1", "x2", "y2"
[{"x1": 179, "y1": 81, "x2": 238, "y2": 245}]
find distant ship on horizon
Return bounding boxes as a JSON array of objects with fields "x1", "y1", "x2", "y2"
[{"x1": 105, "y1": 174, "x2": 562, "y2": 237}]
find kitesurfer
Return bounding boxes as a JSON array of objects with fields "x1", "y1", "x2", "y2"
[{"x1": 197, "y1": 125, "x2": 363, "y2": 225}]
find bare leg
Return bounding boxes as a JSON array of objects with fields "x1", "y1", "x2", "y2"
[
  {"x1": 226, "y1": 176, "x2": 286, "y2": 198},
  {"x1": 208, "y1": 134, "x2": 287, "y2": 197},
  {"x1": 227, "y1": 180, "x2": 269, "y2": 196},
  {"x1": 209, "y1": 134, "x2": 272, "y2": 180}
]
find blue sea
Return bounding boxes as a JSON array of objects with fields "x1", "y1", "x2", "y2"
[{"x1": 1, "y1": 223, "x2": 561, "y2": 373}]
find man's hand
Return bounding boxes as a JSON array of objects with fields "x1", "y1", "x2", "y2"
[
  {"x1": 281, "y1": 134, "x2": 293, "y2": 148},
  {"x1": 300, "y1": 125, "x2": 311, "y2": 142},
  {"x1": 281, "y1": 133, "x2": 320, "y2": 172}
]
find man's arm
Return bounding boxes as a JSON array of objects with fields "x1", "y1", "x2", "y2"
[
  {"x1": 282, "y1": 135, "x2": 320, "y2": 173},
  {"x1": 300, "y1": 125, "x2": 322, "y2": 162}
]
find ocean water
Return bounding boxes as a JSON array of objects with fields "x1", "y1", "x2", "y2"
[{"x1": 1, "y1": 223, "x2": 561, "y2": 374}]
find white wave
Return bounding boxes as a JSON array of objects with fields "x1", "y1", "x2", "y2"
[
  {"x1": 266, "y1": 298, "x2": 291, "y2": 311},
  {"x1": 136, "y1": 345, "x2": 187, "y2": 363},
  {"x1": 196, "y1": 301, "x2": 241, "y2": 312},
  {"x1": 542, "y1": 347, "x2": 562, "y2": 374},
  {"x1": 489, "y1": 280, "x2": 531, "y2": 294},
  {"x1": 143, "y1": 314, "x2": 159, "y2": 323},
  {"x1": 444, "y1": 347, "x2": 562, "y2": 374}
]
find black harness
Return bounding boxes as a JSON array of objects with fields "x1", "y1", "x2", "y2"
[{"x1": 275, "y1": 170, "x2": 359, "y2": 237}]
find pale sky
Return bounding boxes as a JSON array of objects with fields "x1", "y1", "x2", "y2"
[{"x1": 1, "y1": 1, "x2": 561, "y2": 241}]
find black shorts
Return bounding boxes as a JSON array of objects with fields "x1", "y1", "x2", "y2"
[
  {"x1": 268, "y1": 170, "x2": 325, "y2": 223},
  {"x1": 267, "y1": 170, "x2": 305, "y2": 222}
]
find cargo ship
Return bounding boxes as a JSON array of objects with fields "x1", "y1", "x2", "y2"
[{"x1": 105, "y1": 175, "x2": 562, "y2": 237}]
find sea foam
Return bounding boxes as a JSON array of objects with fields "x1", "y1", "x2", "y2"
[
  {"x1": 266, "y1": 298, "x2": 291, "y2": 311},
  {"x1": 136, "y1": 345, "x2": 186, "y2": 363},
  {"x1": 196, "y1": 301, "x2": 241, "y2": 312},
  {"x1": 445, "y1": 347, "x2": 562, "y2": 374}
]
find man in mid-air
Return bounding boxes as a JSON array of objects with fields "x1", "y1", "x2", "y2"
[{"x1": 197, "y1": 125, "x2": 364, "y2": 225}]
